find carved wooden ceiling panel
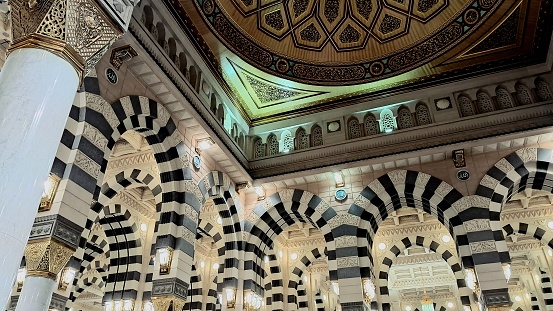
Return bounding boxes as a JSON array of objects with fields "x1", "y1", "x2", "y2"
[{"x1": 168, "y1": 0, "x2": 552, "y2": 124}]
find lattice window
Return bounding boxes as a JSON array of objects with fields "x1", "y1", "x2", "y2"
[
  {"x1": 476, "y1": 91, "x2": 494, "y2": 113},
  {"x1": 347, "y1": 117, "x2": 362, "y2": 139},
  {"x1": 496, "y1": 88, "x2": 513, "y2": 109},
  {"x1": 267, "y1": 134, "x2": 279, "y2": 156},
  {"x1": 515, "y1": 84, "x2": 533, "y2": 105},
  {"x1": 253, "y1": 138, "x2": 265, "y2": 158},
  {"x1": 415, "y1": 104, "x2": 432, "y2": 126},
  {"x1": 397, "y1": 107, "x2": 414, "y2": 129},
  {"x1": 380, "y1": 109, "x2": 396, "y2": 132},
  {"x1": 536, "y1": 79, "x2": 552, "y2": 101},
  {"x1": 364, "y1": 114, "x2": 379, "y2": 136},
  {"x1": 311, "y1": 125, "x2": 323, "y2": 147},
  {"x1": 296, "y1": 128, "x2": 309, "y2": 150},
  {"x1": 458, "y1": 95, "x2": 475, "y2": 117},
  {"x1": 282, "y1": 130, "x2": 294, "y2": 152}
]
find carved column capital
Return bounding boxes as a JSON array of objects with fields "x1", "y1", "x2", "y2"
[
  {"x1": 24, "y1": 238, "x2": 75, "y2": 280},
  {"x1": 8, "y1": 0, "x2": 137, "y2": 80},
  {"x1": 487, "y1": 307, "x2": 511, "y2": 311},
  {"x1": 152, "y1": 296, "x2": 186, "y2": 311}
]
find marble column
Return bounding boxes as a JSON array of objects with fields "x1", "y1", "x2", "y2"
[
  {"x1": 16, "y1": 277, "x2": 56, "y2": 311},
  {"x1": 0, "y1": 0, "x2": 130, "y2": 307},
  {"x1": 15, "y1": 239, "x2": 74, "y2": 311}
]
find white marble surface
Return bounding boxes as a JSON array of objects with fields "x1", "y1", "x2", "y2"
[
  {"x1": 0, "y1": 48, "x2": 78, "y2": 307},
  {"x1": 15, "y1": 276, "x2": 56, "y2": 311}
]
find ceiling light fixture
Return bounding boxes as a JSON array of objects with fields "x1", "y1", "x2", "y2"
[
  {"x1": 441, "y1": 235, "x2": 451, "y2": 243},
  {"x1": 196, "y1": 137, "x2": 215, "y2": 153},
  {"x1": 334, "y1": 171, "x2": 345, "y2": 187},
  {"x1": 255, "y1": 186, "x2": 265, "y2": 200},
  {"x1": 548, "y1": 221, "x2": 553, "y2": 229},
  {"x1": 140, "y1": 223, "x2": 147, "y2": 232},
  {"x1": 290, "y1": 252, "x2": 298, "y2": 260},
  {"x1": 378, "y1": 242, "x2": 387, "y2": 250}
]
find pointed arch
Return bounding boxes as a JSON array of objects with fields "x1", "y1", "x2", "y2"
[
  {"x1": 364, "y1": 113, "x2": 379, "y2": 136},
  {"x1": 296, "y1": 127, "x2": 309, "y2": 150},
  {"x1": 415, "y1": 103, "x2": 432, "y2": 126},
  {"x1": 267, "y1": 134, "x2": 279, "y2": 156},
  {"x1": 535, "y1": 78, "x2": 553, "y2": 101},
  {"x1": 397, "y1": 106, "x2": 414, "y2": 129},
  {"x1": 287, "y1": 246, "x2": 326, "y2": 310},
  {"x1": 515, "y1": 82, "x2": 533, "y2": 105},
  {"x1": 253, "y1": 136, "x2": 265, "y2": 158},
  {"x1": 458, "y1": 94, "x2": 475, "y2": 117},
  {"x1": 476, "y1": 90, "x2": 494, "y2": 113},
  {"x1": 496, "y1": 87, "x2": 514, "y2": 109},
  {"x1": 345, "y1": 170, "x2": 466, "y2": 281},
  {"x1": 377, "y1": 236, "x2": 471, "y2": 309},
  {"x1": 243, "y1": 189, "x2": 338, "y2": 296},
  {"x1": 282, "y1": 129, "x2": 294, "y2": 152},
  {"x1": 311, "y1": 125, "x2": 324, "y2": 147},
  {"x1": 183, "y1": 265, "x2": 202, "y2": 311},
  {"x1": 347, "y1": 116, "x2": 363, "y2": 139},
  {"x1": 197, "y1": 171, "x2": 243, "y2": 289}
]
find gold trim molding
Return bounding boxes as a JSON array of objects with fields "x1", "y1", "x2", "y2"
[
  {"x1": 152, "y1": 296, "x2": 186, "y2": 311},
  {"x1": 24, "y1": 238, "x2": 75, "y2": 281},
  {"x1": 9, "y1": 0, "x2": 122, "y2": 80}
]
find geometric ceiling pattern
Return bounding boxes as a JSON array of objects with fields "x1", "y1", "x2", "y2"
[
  {"x1": 169, "y1": 0, "x2": 552, "y2": 124},
  {"x1": 197, "y1": 0, "x2": 499, "y2": 85}
]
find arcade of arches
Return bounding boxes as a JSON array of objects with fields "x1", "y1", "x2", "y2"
[{"x1": 0, "y1": 1, "x2": 553, "y2": 311}]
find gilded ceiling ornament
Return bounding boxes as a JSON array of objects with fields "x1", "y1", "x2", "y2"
[
  {"x1": 24, "y1": 239, "x2": 75, "y2": 280},
  {"x1": 194, "y1": 0, "x2": 502, "y2": 85},
  {"x1": 9, "y1": 0, "x2": 138, "y2": 80}
]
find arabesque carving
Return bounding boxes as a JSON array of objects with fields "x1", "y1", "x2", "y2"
[
  {"x1": 24, "y1": 238, "x2": 75, "y2": 280},
  {"x1": 9, "y1": 0, "x2": 129, "y2": 79}
]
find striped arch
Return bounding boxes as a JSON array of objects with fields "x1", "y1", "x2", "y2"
[
  {"x1": 297, "y1": 280, "x2": 309, "y2": 311},
  {"x1": 77, "y1": 91, "x2": 196, "y2": 289},
  {"x1": 196, "y1": 215, "x2": 226, "y2": 293},
  {"x1": 263, "y1": 250, "x2": 280, "y2": 309},
  {"x1": 287, "y1": 247, "x2": 326, "y2": 310},
  {"x1": 539, "y1": 269, "x2": 553, "y2": 311},
  {"x1": 98, "y1": 203, "x2": 143, "y2": 302},
  {"x1": 347, "y1": 170, "x2": 466, "y2": 280},
  {"x1": 477, "y1": 148, "x2": 553, "y2": 243},
  {"x1": 243, "y1": 189, "x2": 337, "y2": 295},
  {"x1": 314, "y1": 291, "x2": 325, "y2": 311},
  {"x1": 377, "y1": 236, "x2": 471, "y2": 310},
  {"x1": 503, "y1": 222, "x2": 553, "y2": 310},
  {"x1": 71, "y1": 240, "x2": 110, "y2": 301},
  {"x1": 205, "y1": 275, "x2": 221, "y2": 311},
  {"x1": 72, "y1": 169, "x2": 158, "y2": 302},
  {"x1": 503, "y1": 222, "x2": 553, "y2": 249},
  {"x1": 184, "y1": 265, "x2": 202, "y2": 311},
  {"x1": 197, "y1": 171, "x2": 243, "y2": 289}
]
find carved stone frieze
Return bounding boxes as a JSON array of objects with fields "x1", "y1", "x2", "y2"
[
  {"x1": 24, "y1": 238, "x2": 75, "y2": 280},
  {"x1": 50, "y1": 293, "x2": 68, "y2": 311},
  {"x1": 30, "y1": 215, "x2": 81, "y2": 249},
  {"x1": 328, "y1": 213, "x2": 359, "y2": 230},
  {"x1": 152, "y1": 278, "x2": 189, "y2": 301},
  {"x1": 470, "y1": 240, "x2": 497, "y2": 254},
  {"x1": 8, "y1": 0, "x2": 137, "y2": 79},
  {"x1": 337, "y1": 256, "x2": 359, "y2": 268},
  {"x1": 152, "y1": 296, "x2": 186, "y2": 311},
  {"x1": 75, "y1": 149, "x2": 101, "y2": 178},
  {"x1": 464, "y1": 219, "x2": 492, "y2": 232}
]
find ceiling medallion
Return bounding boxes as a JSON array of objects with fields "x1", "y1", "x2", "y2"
[{"x1": 194, "y1": 0, "x2": 503, "y2": 85}]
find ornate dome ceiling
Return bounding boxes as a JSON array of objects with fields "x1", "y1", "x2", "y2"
[
  {"x1": 168, "y1": 0, "x2": 552, "y2": 124},
  {"x1": 196, "y1": 0, "x2": 495, "y2": 85}
]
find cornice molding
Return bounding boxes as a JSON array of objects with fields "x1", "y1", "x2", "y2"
[{"x1": 249, "y1": 102, "x2": 553, "y2": 179}]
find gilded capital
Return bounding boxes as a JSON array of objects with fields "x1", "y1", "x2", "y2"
[
  {"x1": 9, "y1": 0, "x2": 124, "y2": 79},
  {"x1": 152, "y1": 296, "x2": 186, "y2": 311},
  {"x1": 24, "y1": 238, "x2": 75, "y2": 280},
  {"x1": 487, "y1": 307, "x2": 511, "y2": 311}
]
